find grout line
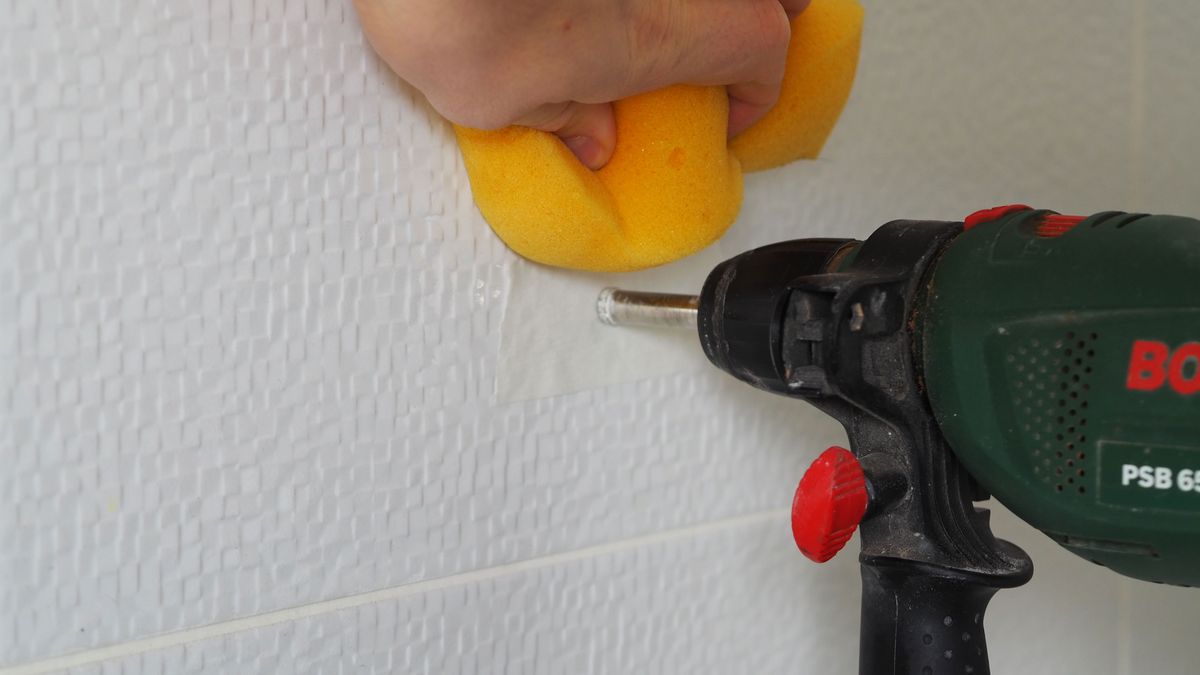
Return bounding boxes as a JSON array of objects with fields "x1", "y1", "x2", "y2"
[{"x1": 1, "y1": 509, "x2": 788, "y2": 675}]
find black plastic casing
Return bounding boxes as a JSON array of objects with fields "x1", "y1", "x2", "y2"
[
  {"x1": 696, "y1": 222, "x2": 1033, "y2": 675},
  {"x1": 698, "y1": 238, "x2": 856, "y2": 394}
]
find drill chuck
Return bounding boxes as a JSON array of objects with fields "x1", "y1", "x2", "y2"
[{"x1": 696, "y1": 238, "x2": 857, "y2": 395}]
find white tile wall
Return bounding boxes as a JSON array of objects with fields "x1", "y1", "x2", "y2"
[
  {"x1": 54, "y1": 518, "x2": 861, "y2": 675},
  {"x1": 3, "y1": 0, "x2": 1199, "y2": 673},
  {"x1": 1139, "y1": 1, "x2": 1200, "y2": 213}
]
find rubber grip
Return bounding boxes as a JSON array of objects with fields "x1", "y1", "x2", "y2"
[{"x1": 859, "y1": 558, "x2": 999, "y2": 675}]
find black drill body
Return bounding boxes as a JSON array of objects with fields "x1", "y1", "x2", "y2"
[
  {"x1": 599, "y1": 205, "x2": 1200, "y2": 674},
  {"x1": 699, "y1": 220, "x2": 1030, "y2": 675}
]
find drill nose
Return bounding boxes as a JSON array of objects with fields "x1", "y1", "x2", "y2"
[{"x1": 596, "y1": 288, "x2": 699, "y2": 329}]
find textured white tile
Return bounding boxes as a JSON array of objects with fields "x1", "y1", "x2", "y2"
[
  {"x1": 496, "y1": 246, "x2": 724, "y2": 404},
  {"x1": 986, "y1": 507, "x2": 1122, "y2": 675},
  {"x1": 1122, "y1": 577, "x2": 1200, "y2": 675},
  {"x1": 0, "y1": 0, "x2": 849, "y2": 663},
  {"x1": 1138, "y1": 1, "x2": 1200, "y2": 214},
  {"x1": 6, "y1": 0, "x2": 1199, "y2": 672},
  {"x1": 37, "y1": 511, "x2": 1144, "y2": 675},
  {"x1": 55, "y1": 520, "x2": 863, "y2": 675}
]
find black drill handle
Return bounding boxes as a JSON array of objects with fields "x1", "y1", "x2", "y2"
[{"x1": 859, "y1": 557, "x2": 998, "y2": 675}]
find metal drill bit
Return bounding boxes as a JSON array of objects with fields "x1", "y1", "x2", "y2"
[{"x1": 596, "y1": 288, "x2": 699, "y2": 329}]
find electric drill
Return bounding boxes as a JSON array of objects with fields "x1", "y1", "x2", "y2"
[{"x1": 597, "y1": 205, "x2": 1200, "y2": 675}]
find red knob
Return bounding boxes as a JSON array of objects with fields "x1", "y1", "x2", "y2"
[
  {"x1": 962, "y1": 204, "x2": 1032, "y2": 231},
  {"x1": 791, "y1": 446, "x2": 869, "y2": 563}
]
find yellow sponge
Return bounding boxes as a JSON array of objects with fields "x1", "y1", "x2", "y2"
[
  {"x1": 455, "y1": 0, "x2": 864, "y2": 272},
  {"x1": 732, "y1": 0, "x2": 866, "y2": 171}
]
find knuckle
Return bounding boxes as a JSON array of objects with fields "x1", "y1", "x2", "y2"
[
  {"x1": 628, "y1": 0, "x2": 674, "y2": 52},
  {"x1": 518, "y1": 102, "x2": 573, "y2": 132},
  {"x1": 743, "y1": 0, "x2": 790, "y2": 84},
  {"x1": 355, "y1": 3, "x2": 531, "y2": 130},
  {"x1": 425, "y1": 60, "x2": 524, "y2": 130},
  {"x1": 753, "y1": 1, "x2": 792, "y2": 53},
  {"x1": 429, "y1": 91, "x2": 514, "y2": 131},
  {"x1": 625, "y1": 1, "x2": 679, "y2": 82}
]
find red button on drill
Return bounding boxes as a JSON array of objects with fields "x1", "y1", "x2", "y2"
[
  {"x1": 1036, "y1": 213, "x2": 1086, "y2": 238},
  {"x1": 963, "y1": 204, "x2": 1032, "y2": 231},
  {"x1": 791, "y1": 446, "x2": 869, "y2": 563}
]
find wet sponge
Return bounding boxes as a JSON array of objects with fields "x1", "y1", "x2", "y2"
[{"x1": 454, "y1": 0, "x2": 864, "y2": 272}]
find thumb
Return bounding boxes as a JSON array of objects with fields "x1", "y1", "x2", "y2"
[{"x1": 516, "y1": 101, "x2": 617, "y2": 171}]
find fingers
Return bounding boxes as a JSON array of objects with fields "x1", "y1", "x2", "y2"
[
  {"x1": 630, "y1": 0, "x2": 793, "y2": 138},
  {"x1": 779, "y1": 0, "x2": 813, "y2": 19},
  {"x1": 727, "y1": 80, "x2": 781, "y2": 138},
  {"x1": 633, "y1": 0, "x2": 791, "y2": 89},
  {"x1": 529, "y1": 0, "x2": 805, "y2": 164},
  {"x1": 726, "y1": 0, "x2": 810, "y2": 137},
  {"x1": 352, "y1": 0, "x2": 809, "y2": 169},
  {"x1": 516, "y1": 101, "x2": 618, "y2": 170},
  {"x1": 722, "y1": 0, "x2": 813, "y2": 136}
]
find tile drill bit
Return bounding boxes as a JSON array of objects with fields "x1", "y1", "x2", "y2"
[{"x1": 596, "y1": 288, "x2": 699, "y2": 329}]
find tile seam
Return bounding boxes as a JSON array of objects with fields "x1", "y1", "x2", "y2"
[{"x1": 1, "y1": 509, "x2": 789, "y2": 674}]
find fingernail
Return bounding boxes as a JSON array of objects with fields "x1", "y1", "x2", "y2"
[{"x1": 564, "y1": 136, "x2": 606, "y2": 170}]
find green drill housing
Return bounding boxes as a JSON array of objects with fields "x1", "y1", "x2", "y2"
[{"x1": 922, "y1": 208, "x2": 1200, "y2": 586}]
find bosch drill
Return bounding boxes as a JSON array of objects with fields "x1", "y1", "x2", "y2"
[{"x1": 597, "y1": 205, "x2": 1200, "y2": 675}]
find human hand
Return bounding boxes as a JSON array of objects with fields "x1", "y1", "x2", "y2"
[{"x1": 353, "y1": 0, "x2": 811, "y2": 170}]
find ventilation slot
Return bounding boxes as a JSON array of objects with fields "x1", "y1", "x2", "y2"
[
  {"x1": 1009, "y1": 331, "x2": 1098, "y2": 495},
  {"x1": 1112, "y1": 213, "x2": 1151, "y2": 229},
  {"x1": 1087, "y1": 211, "x2": 1126, "y2": 228}
]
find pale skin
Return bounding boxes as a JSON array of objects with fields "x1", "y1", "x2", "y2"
[{"x1": 353, "y1": 0, "x2": 812, "y2": 169}]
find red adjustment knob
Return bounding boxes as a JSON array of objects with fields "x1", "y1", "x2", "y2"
[
  {"x1": 791, "y1": 446, "x2": 869, "y2": 563},
  {"x1": 963, "y1": 204, "x2": 1032, "y2": 231}
]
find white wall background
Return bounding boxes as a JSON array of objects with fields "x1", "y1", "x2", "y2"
[{"x1": 3, "y1": 0, "x2": 1199, "y2": 673}]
